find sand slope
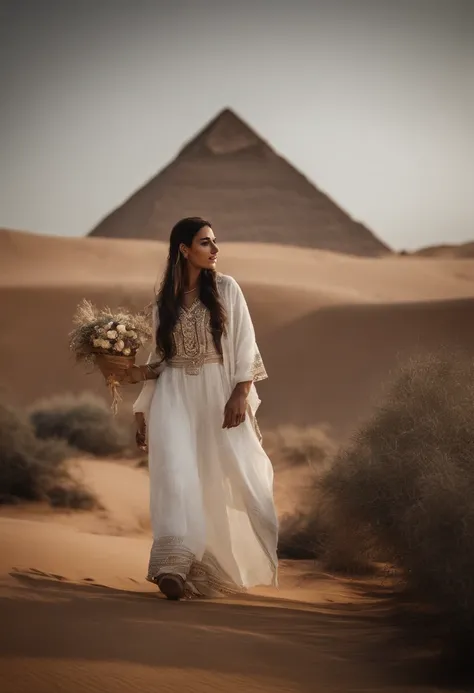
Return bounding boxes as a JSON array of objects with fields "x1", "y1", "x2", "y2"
[
  {"x1": 4, "y1": 228, "x2": 474, "y2": 299},
  {"x1": 412, "y1": 241, "x2": 474, "y2": 258},
  {"x1": 2, "y1": 223, "x2": 473, "y2": 689},
  {"x1": 2, "y1": 229, "x2": 474, "y2": 432},
  {"x1": 2, "y1": 229, "x2": 474, "y2": 435},
  {"x1": 0, "y1": 459, "x2": 447, "y2": 693}
]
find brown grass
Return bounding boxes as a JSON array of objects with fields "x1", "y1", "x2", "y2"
[
  {"x1": 29, "y1": 392, "x2": 130, "y2": 457},
  {"x1": 0, "y1": 401, "x2": 97, "y2": 509},
  {"x1": 321, "y1": 352, "x2": 474, "y2": 656},
  {"x1": 264, "y1": 424, "x2": 337, "y2": 469},
  {"x1": 265, "y1": 425, "x2": 374, "y2": 572},
  {"x1": 264, "y1": 425, "x2": 337, "y2": 560}
]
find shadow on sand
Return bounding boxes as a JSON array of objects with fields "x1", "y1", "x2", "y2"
[{"x1": 0, "y1": 570, "x2": 468, "y2": 692}]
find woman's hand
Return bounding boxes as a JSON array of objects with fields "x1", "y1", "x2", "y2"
[
  {"x1": 223, "y1": 382, "x2": 252, "y2": 429},
  {"x1": 127, "y1": 365, "x2": 161, "y2": 384},
  {"x1": 135, "y1": 412, "x2": 147, "y2": 452},
  {"x1": 127, "y1": 365, "x2": 145, "y2": 384}
]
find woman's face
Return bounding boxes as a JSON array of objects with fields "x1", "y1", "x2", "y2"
[{"x1": 181, "y1": 226, "x2": 219, "y2": 270}]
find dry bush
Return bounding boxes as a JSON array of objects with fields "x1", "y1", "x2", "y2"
[
  {"x1": 29, "y1": 392, "x2": 129, "y2": 457},
  {"x1": 321, "y1": 352, "x2": 474, "y2": 651},
  {"x1": 46, "y1": 483, "x2": 97, "y2": 510},
  {"x1": 265, "y1": 425, "x2": 374, "y2": 571},
  {"x1": 276, "y1": 509, "x2": 329, "y2": 560},
  {"x1": 263, "y1": 425, "x2": 338, "y2": 560},
  {"x1": 264, "y1": 424, "x2": 337, "y2": 471},
  {"x1": 0, "y1": 402, "x2": 97, "y2": 508}
]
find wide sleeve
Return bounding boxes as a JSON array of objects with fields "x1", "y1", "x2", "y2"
[
  {"x1": 132, "y1": 304, "x2": 163, "y2": 417},
  {"x1": 230, "y1": 278, "x2": 268, "y2": 385}
]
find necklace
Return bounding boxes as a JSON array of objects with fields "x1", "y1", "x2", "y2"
[{"x1": 184, "y1": 287, "x2": 198, "y2": 295}]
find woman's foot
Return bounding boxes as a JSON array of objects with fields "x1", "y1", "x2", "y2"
[{"x1": 157, "y1": 573, "x2": 185, "y2": 600}]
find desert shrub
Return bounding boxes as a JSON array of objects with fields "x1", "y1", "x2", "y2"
[
  {"x1": 321, "y1": 352, "x2": 474, "y2": 652},
  {"x1": 0, "y1": 403, "x2": 47, "y2": 502},
  {"x1": 0, "y1": 402, "x2": 97, "y2": 508},
  {"x1": 47, "y1": 483, "x2": 97, "y2": 510},
  {"x1": 264, "y1": 424, "x2": 337, "y2": 471},
  {"x1": 263, "y1": 425, "x2": 338, "y2": 560},
  {"x1": 277, "y1": 511, "x2": 328, "y2": 560},
  {"x1": 29, "y1": 392, "x2": 129, "y2": 457}
]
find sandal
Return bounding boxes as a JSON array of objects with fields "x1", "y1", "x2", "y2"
[{"x1": 157, "y1": 573, "x2": 185, "y2": 601}]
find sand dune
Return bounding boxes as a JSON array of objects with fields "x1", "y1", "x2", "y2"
[
  {"x1": 1, "y1": 166, "x2": 472, "y2": 690},
  {"x1": 0, "y1": 561, "x2": 399, "y2": 693},
  {"x1": 260, "y1": 297, "x2": 474, "y2": 434},
  {"x1": 0, "y1": 458, "x2": 447, "y2": 693},
  {"x1": 3, "y1": 228, "x2": 474, "y2": 302},
  {"x1": 2, "y1": 229, "x2": 474, "y2": 435},
  {"x1": 411, "y1": 241, "x2": 474, "y2": 258}
]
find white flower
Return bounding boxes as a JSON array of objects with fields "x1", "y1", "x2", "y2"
[
  {"x1": 106, "y1": 330, "x2": 118, "y2": 340},
  {"x1": 116, "y1": 324, "x2": 126, "y2": 334},
  {"x1": 114, "y1": 340, "x2": 125, "y2": 352},
  {"x1": 105, "y1": 321, "x2": 114, "y2": 330},
  {"x1": 123, "y1": 347, "x2": 131, "y2": 356},
  {"x1": 92, "y1": 338, "x2": 102, "y2": 348},
  {"x1": 128, "y1": 330, "x2": 137, "y2": 339},
  {"x1": 101, "y1": 339, "x2": 112, "y2": 350}
]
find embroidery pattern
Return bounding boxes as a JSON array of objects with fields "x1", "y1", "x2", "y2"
[
  {"x1": 252, "y1": 349, "x2": 268, "y2": 382},
  {"x1": 168, "y1": 300, "x2": 223, "y2": 375},
  {"x1": 186, "y1": 552, "x2": 244, "y2": 598},
  {"x1": 147, "y1": 535, "x2": 194, "y2": 579},
  {"x1": 147, "y1": 536, "x2": 244, "y2": 598}
]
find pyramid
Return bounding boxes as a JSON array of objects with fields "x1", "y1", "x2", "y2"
[{"x1": 89, "y1": 109, "x2": 390, "y2": 256}]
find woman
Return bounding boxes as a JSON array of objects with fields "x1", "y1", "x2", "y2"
[{"x1": 128, "y1": 217, "x2": 278, "y2": 600}]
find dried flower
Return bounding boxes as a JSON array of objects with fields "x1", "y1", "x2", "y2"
[
  {"x1": 69, "y1": 299, "x2": 152, "y2": 364},
  {"x1": 69, "y1": 299, "x2": 153, "y2": 414}
]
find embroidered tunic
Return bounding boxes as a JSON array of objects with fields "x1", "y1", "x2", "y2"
[
  {"x1": 133, "y1": 273, "x2": 278, "y2": 598},
  {"x1": 168, "y1": 299, "x2": 223, "y2": 375}
]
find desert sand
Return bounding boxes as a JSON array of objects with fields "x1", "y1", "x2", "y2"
[
  {"x1": 0, "y1": 458, "x2": 448, "y2": 693},
  {"x1": 2, "y1": 228, "x2": 474, "y2": 691},
  {"x1": 411, "y1": 240, "x2": 474, "y2": 258},
  {"x1": 2, "y1": 228, "x2": 474, "y2": 435}
]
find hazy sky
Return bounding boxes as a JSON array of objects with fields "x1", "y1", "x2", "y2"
[{"x1": 0, "y1": 0, "x2": 473, "y2": 250}]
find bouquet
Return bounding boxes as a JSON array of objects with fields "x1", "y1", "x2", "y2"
[{"x1": 69, "y1": 300, "x2": 153, "y2": 413}]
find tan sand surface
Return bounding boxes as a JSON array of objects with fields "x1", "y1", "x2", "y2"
[
  {"x1": 0, "y1": 459, "x2": 441, "y2": 693},
  {"x1": 2, "y1": 229, "x2": 474, "y2": 436},
  {"x1": 1, "y1": 229, "x2": 473, "y2": 690},
  {"x1": 3, "y1": 228, "x2": 474, "y2": 301},
  {"x1": 412, "y1": 241, "x2": 474, "y2": 258}
]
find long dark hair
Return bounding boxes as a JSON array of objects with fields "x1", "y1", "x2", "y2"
[{"x1": 155, "y1": 217, "x2": 227, "y2": 360}]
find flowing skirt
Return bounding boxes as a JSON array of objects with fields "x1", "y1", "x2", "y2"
[{"x1": 146, "y1": 362, "x2": 278, "y2": 597}]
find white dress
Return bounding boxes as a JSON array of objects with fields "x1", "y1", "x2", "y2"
[{"x1": 133, "y1": 274, "x2": 278, "y2": 597}]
